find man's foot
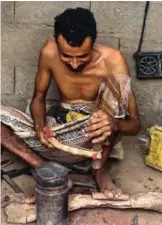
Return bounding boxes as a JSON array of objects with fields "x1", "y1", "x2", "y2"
[{"x1": 93, "y1": 168, "x2": 129, "y2": 200}]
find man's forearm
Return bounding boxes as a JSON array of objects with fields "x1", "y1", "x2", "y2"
[
  {"x1": 30, "y1": 97, "x2": 46, "y2": 130},
  {"x1": 114, "y1": 117, "x2": 141, "y2": 136}
]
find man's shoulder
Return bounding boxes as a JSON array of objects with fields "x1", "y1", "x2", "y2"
[
  {"x1": 96, "y1": 44, "x2": 128, "y2": 76},
  {"x1": 96, "y1": 44, "x2": 124, "y2": 62},
  {"x1": 40, "y1": 39, "x2": 58, "y2": 59}
]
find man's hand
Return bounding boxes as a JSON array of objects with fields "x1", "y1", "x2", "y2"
[
  {"x1": 84, "y1": 110, "x2": 115, "y2": 144},
  {"x1": 36, "y1": 126, "x2": 54, "y2": 148}
]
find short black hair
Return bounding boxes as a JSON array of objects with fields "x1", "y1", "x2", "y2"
[{"x1": 54, "y1": 7, "x2": 97, "y2": 47}]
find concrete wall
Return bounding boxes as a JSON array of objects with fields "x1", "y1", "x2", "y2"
[{"x1": 1, "y1": 1, "x2": 162, "y2": 129}]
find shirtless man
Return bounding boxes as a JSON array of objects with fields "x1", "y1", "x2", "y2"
[
  {"x1": 30, "y1": 8, "x2": 141, "y2": 198},
  {"x1": 1, "y1": 7, "x2": 141, "y2": 199}
]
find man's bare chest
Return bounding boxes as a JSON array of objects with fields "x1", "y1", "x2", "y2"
[
  {"x1": 56, "y1": 73, "x2": 103, "y2": 100},
  {"x1": 50, "y1": 58, "x2": 108, "y2": 101}
]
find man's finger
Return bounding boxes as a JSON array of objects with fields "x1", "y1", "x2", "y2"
[
  {"x1": 40, "y1": 138, "x2": 54, "y2": 149},
  {"x1": 87, "y1": 116, "x2": 109, "y2": 126},
  {"x1": 40, "y1": 138, "x2": 49, "y2": 147},
  {"x1": 92, "y1": 110, "x2": 106, "y2": 118},
  {"x1": 86, "y1": 127, "x2": 111, "y2": 139},
  {"x1": 39, "y1": 132, "x2": 50, "y2": 145},
  {"x1": 87, "y1": 117, "x2": 101, "y2": 125},
  {"x1": 85, "y1": 121, "x2": 110, "y2": 132},
  {"x1": 92, "y1": 134, "x2": 107, "y2": 144},
  {"x1": 104, "y1": 131, "x2": 112, "y2": 137},
  {"x1": 48, "y1": 143, "x2": 54, "y2": 149}
]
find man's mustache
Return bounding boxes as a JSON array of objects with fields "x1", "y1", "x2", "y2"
[{"x1": 65, "y1": 63, "x2": 86, "y2": 73}]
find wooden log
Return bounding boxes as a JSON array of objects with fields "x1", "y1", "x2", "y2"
[
  {"x1": 4, "y1": 192, "x2": 162, "y2": 223},
  {"x1": 69, "y1": 192, "x2": 162, "y2": 212},
  {"x1": 5, "y1": 203, "x2": 36, "y2": 224},
  {"x1": 92, "y1": 192, "x2": 129, "y2": 201}
]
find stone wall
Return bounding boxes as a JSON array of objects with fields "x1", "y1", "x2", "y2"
[{"x1": 1, "y1": 1, "x2": 162, "y2": 130}]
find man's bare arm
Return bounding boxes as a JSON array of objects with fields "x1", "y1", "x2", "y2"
[
  {"x1": 114, "y1": 91, "x2": 141, "y2": 135},
  {"x1": 30, "y1": 48, "x2": 52, "y2": 146},
  {"x1": 111, "y1": 51, "x2": 141, "y2": 135},
  {"x1": 84, "y1": 50, "x2": 141, "y2": 143}
]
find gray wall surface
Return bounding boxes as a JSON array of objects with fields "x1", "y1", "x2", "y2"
[{"x1": 1, "y1": 1, "x2": 162, "y2": 130}]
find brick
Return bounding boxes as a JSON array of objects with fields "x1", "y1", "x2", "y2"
[
  {"x1": 15, "y1": 66, "x2": 37, "y2": 98},
  {"x1": 120, "y1": 38, "x2": 162, "y2": 52},
  {"x1": 1, "y1": 95, "x2": 27, "y2": 112},
  {"x1": 119, "y1": 52, "x2": 136, "y2": 72},
  {"x1": 142, "y1": 40, "x2": 162, "y2": 51},
  {"x1": 91, "y1": 2, "x2": 145, "y2": 39},
  {"x1": 132, "y1": 78, "x2": 162, "y2": 129},
  {"x1": 118, "y1": 3, "x2": 162, "y2": 44},
  {"x1": 15, "y1": 66, "x2": 60, "y2": 100},
  {"x1": 1, "y1": 25, "x2": 52, "y2": 65},
  {"x1": 1, "y1": 62, "x2": 14, "y2": 94},
  {"x1": 144, "y1": 2, "x2": 162, "y2": 41},
  {"x1": 120, "y1": 38, "x2": 139, "y2": 52},
  {"x1": 97, "y1": 35, "x2": 119, "y2": 49},
  {"x1": 15, "y1": 2, "x2": 90, "y2": 25},
  {"x1": 14, "y1": 26, "x2": 52, "y2": 65},
  {"x1": 1, "y1": 2, "x2": 14, "y2": 24},
  {"x1": 1, "y1": 26, "x2": 15, "y2": 64},
  {"x1": 159, "y1": 102, "x2": 162, "y2": 112}
]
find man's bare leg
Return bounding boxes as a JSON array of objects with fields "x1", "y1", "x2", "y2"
[
  {"x1": 1, "y1": 123, "x2": 44, "y2": 168},
  {"x1": 1, "y1": 123, "x2": 73, "y2": 191},
  {"x1": 93, "y1": 133, "x2": 126, "y2": 199}
]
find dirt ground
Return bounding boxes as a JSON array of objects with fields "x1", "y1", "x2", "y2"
[{"x1": 1, "y1": 136, "x2": 162, "y2": 225}]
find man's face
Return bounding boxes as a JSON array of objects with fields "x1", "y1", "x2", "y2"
[{"x1": 57, "y1": 35, "x2": 93, "y2": 73}]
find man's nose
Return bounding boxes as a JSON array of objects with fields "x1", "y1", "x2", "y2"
[{"x1": 71, "y1": 58, "x2": 79, "y2": 69}]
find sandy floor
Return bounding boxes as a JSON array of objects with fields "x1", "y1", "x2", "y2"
[{"x1": 1, "y1": 136, "x2": 162, "y2": 225}]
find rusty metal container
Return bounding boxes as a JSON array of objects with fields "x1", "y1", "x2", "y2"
[{"x1": 33, "y1": 162, "x2": 68, "y2": 225}]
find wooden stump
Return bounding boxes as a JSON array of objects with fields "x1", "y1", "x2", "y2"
[{"x1": 3, "y1": 192, "x2": 162, "y2": 223}]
